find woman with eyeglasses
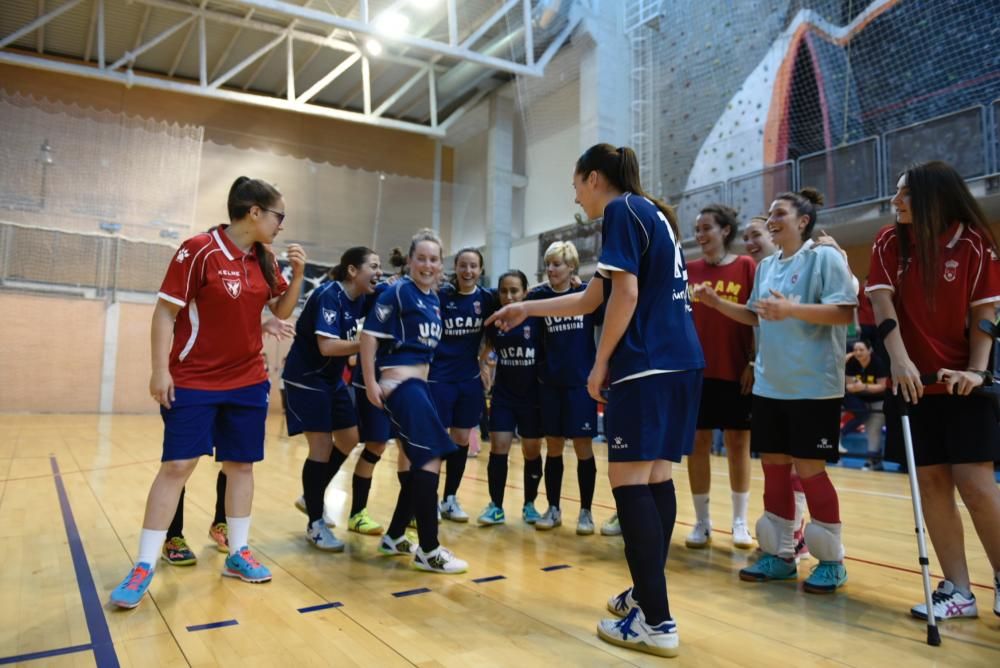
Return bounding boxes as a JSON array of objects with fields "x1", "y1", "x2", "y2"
[{"x1": 110, "y1": 176, "x2": 305, "y2": 608}]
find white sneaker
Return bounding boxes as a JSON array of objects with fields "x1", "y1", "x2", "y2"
[
  {"x1": 577, "y1": 509, "x2": 595, "y2": 535},
  {"x1": 294, "y1": 495, "x2": 336, "y2": 527},
  {"x1": 306, "y1": 519, "x2": 345, "y2": 552},
  {"x1": 684, "y1": 521, "x2": 712, "y2": 548},
  {"x1": 596, "y1": 608, "x2": 679, "y2": 658},
  {"x1": 600, "y1": 514, "x2": 621, "y2": 536},
  {"x1": 910, "y1": 580, "x2": 978, "y2": 621},
  {"x1": 439, "y1": 495, "x2": 469, "y2": 523},
  {"x1": 535, "y1": 506, "x2": 562, "y2": 531},
  {"x1": 732, "y1": 519, "x2": 754, "y2": 549},
  {"x1": 378, "y1": 532, "x2": 417, "y2": 556},
  {"x1": 607, "y1": 587, "x2": 638, "y2": 617},
  {"x1": 413, "y1": 545, "x2": 468, "y2": 574}
]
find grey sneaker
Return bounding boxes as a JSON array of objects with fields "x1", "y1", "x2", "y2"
[
  {"x1": 576, "y1": 509, "x2": 595, "y2": 535},
  {"x1": 535, "y1": 506, "x2": 562, "y2": 531}
]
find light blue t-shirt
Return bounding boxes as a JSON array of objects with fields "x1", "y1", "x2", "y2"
[{"x1": 748, "y1": 240, "x2": 856, "y2": 399}]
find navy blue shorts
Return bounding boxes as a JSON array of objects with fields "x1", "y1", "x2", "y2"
[
  {"x1": 539, "y1": 384, "x2": 598, "y2": 438},
  {"x1": 385, "y1": 379, "x2": 458, "y2": 469},
  {"x1": 354, "y1": 384, "x2": 394, "y2": 443},
  {"x1": 489, "y1": 398, "x2": 542, "y2": 439},
  {"x1": 605, "y1": 371, "x2": 702, "y2": 463},
  {"x1": 429, "y1": 376, "x2": 485, "y2": 429},
  {"x1": 161, "y1": 381, "x2": 270, "y2": 463},
  {"x1": 284, "y1": 380, "x2": 357, "y2": 436}
]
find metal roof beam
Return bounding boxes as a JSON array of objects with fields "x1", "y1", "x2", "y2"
[
  {"x1": 130, "y1": 0, "x2": 434, "y2": 71},
  {"x1": 229, "y1": 0, "x2": 541, "y2": 77},
  {"x1": 209, "y1": 30, "x2": 285, "y2": 89},
  {"x1": 0, "y1": 49, "x2": 446, "y2": 136},
  {"x1": 108, "y1": 15, "x2": 194, "y2": 71}
]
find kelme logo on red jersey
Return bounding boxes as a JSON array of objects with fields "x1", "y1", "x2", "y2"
[
  {"x1": 943, "y1": 260, "x2": 958, "y2": 283},
  {"x1": 176, "y1": 248, "x2": 190, "y2": 263},
  {"x1": 223, "y1": 278, "x2": 242, "y2": 299}
]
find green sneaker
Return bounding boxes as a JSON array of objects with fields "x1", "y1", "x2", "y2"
[
  {"x1": 161, "y1": 536, "x2": 197, "y2": 566},
  {"x1": 803, "y1": 561, "x2": 847, "y2": 594},
  {"x1": 348, "y1": 508, "x2": 384, "y2": 535},
  {"x1": 739, "y1": 554, "x2": 798, "y2": 582},
  {"x1": 522, "y1": 502, "x2": 542, "y2": 524},
  {"x1": 478, "y1": 502, "x2": 506, "y2": 526}
]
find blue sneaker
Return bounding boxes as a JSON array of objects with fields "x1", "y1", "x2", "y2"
[
  {"x1": 739, "y1": 554, "x2": 798, "y2": 582},
  {"x1": 478, "y1": 503, "x2": 506, "y2": 526},
  {"x1": 109, "y1": 562, "x2": 154, "y2": 609},
  {"x1": 223, "y1": 546, "x2": 272, "y2": 583},
  {"x1": 522, "y1": 502, "x2": 542, "y2": 524},
  {"x1": 803, "y1": 560, "x2": 847, "y2": 594}
]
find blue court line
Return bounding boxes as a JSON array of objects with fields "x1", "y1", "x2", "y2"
[
  {"x1": 186, "y1": 620, "x2": 239, "y2": 632},
  {"x1": 472, "y1": 575, "x2": 506, "y2": 583},
  {"x1": 50, "y1": 456, "x2": 120, "y2": 668},
  {"x1": 540, "y1": 564, "x2": 571, "y2": 572},
  {"x1": 298, "y1": 602, "x2": 343, "y2": 614},
  {"x1": 392, "y1": 587, "x2": 431, "y2": 598},
  {"x1": 0, "y1": 643, "x2": 93, "y2": 665}
]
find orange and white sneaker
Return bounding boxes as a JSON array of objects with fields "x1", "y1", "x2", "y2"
[{"x1": 208, "y1": 522, "x2": 228, "y2": 553}]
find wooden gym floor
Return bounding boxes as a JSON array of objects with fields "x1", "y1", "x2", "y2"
[{"x1": 1, "y1": 414, "x2": 998, "y2": 667}]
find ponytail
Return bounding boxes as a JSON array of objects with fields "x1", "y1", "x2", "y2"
[
  {"x1": 576, "y1": 143, "x2": 679, "y2": 237},
  {"x1": 330, "y1": 246, "x2": 375, "y2": 282}
]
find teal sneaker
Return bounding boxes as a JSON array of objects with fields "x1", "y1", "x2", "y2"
[
  {"x1": 109, "y1": 562, "x2": 154, "y2": 609},
  {"x1": 739, "y1": 554, "x2": 798, "y2": 582},
  {"x1": 222, "y1": 546, "x2": 272, "y2": 583},
  {"x1": 522, "y1": 502, "x2": 542, "y2": 524},
  {"x1": 478, "y1": 503, "x2": 506, "y2": 526},
  {"x1": 803, "y1": 561, "x2": 847, "y2": 594}
]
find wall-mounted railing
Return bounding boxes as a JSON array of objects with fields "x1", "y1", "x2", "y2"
[{"x1": 670, "y1": 104, "x2": 999, "y2": 240}]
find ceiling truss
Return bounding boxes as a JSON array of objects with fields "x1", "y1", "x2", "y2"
[{"x1": 0, "y1": 0, "x2": 584, "y2": 137}]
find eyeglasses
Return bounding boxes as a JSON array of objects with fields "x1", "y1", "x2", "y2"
[{"x1": 260, "y1": 207, "x2": 286, "y2": 224}]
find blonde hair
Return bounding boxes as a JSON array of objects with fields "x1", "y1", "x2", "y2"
[
  {"x1": 408, "y1": 228, "x2": 443, "y2": 258},
  {"x1": 543, "y1": 240, "x2": 580, "y2": 270}
]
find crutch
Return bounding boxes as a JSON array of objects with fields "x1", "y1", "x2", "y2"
[
  {"x1": 879, "y1": 318, "x2": 939, "y2": 646},
  {"x1": 894, "y1": 386, "x2": 940, "y2": 647}
]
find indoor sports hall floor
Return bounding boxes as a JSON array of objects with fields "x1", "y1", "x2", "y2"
[{"x1": 1, "y1": 414, "x2": 998, "y2": 667}]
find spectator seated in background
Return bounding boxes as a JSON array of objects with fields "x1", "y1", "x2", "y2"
[{"x1": 841, "y1": 339, "x2": 889, "y2": 470}]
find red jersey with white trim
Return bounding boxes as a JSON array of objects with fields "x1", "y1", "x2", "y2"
[
  {"x1": 866, "y1": 223, "x2": 1000, "y2": 391},
  {"x1": 688, "y1": 255, "x2": 756, "y2": 382},
  {"x1": 157, "y1": 226, "x2": 289, "y2": 391}
]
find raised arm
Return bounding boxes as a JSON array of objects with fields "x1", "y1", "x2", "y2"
[
  {"x1": 486, "y1": 278, "x2": 604, "y2": 331},
  {"x1": 693, "y1": 283, "x2": 759, "y2": 327}
]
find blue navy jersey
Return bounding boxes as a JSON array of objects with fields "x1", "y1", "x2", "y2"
[
  {"x1": 282, "y1": 280, "x2": 367, "y2": 387},
  {"x1": 528, "y1": 283, "x2": 603, "y2": 387},
  {"x1": 348, "y1": 281, "x2": 390, "y2": 388},
  {"x1": 597, "y1": 193, "x2": 704, "y2": 384},
  {"x1": 488, "y1": 316, "x2": 541, "y2": 404},
  {"x1": 429, "y1": 283, "x2": 497, "y2": 382},
  {"x1": 363, "y1": 276, "x2": 443, "y2": 368}
]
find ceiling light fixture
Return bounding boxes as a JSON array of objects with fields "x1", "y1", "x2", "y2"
[
  {"x1": 373, "y1": 10, "x2": 410, "y2": 38},
  {"x1": 365, "y1": 39, "x2": 383, "y2": 56}
]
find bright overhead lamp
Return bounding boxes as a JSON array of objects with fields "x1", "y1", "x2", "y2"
[
  {"x1": 365, "y1": 39, "x2": 383, "y2": 56},
  {"x1": 373, "y1": 10, "x2": 410, "y2": 38}
]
